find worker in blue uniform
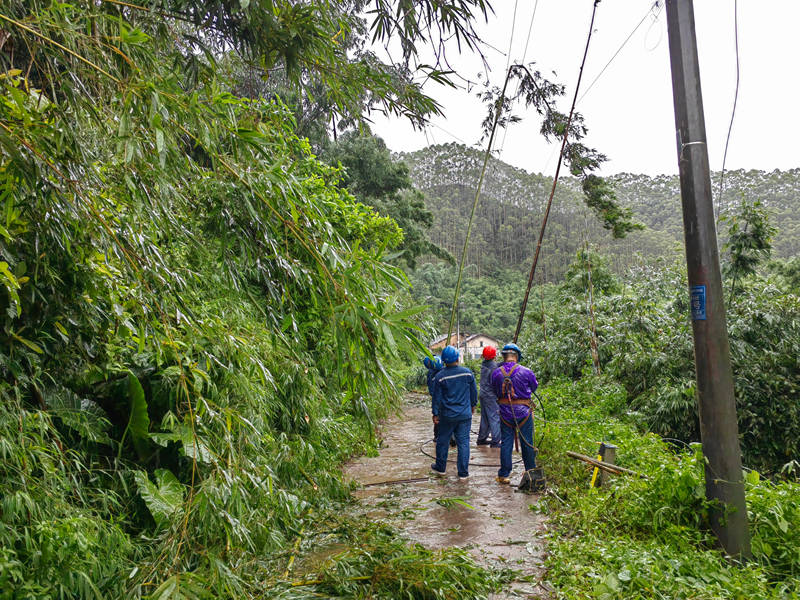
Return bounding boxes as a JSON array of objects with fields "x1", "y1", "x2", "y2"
[
  {"x1": 423, "y1": 355, "x2": 444, "y2": 441},
  {"x1": 430, "y1": 345, "x2": 477, "y2": 479}
]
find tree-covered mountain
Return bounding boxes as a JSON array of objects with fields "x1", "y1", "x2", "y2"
[{"x1": 401, "y1": 143, "x2": 800, "y2": 281}]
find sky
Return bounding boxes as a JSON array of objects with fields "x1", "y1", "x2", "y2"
[{"x1": 369, "y1": 1, "x2": 800, "y2": 177}]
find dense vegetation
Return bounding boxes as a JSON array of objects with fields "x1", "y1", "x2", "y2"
[
  {"x1": 0, "y1": 1, "x2": 519, "y2": 597},
  {"x1": 536, "y1": 377, "x2": 800, "y2": 599},
  {"x1": 3, "y1": 0, "x2": 799, "y2": 598}
]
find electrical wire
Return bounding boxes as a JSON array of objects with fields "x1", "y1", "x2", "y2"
[
  {"x1": 498, "y1": 0, "x2": 539, "y2": 156},
  {"x1": 419, "y1": 439, "x2": 521, "y2": 468},
  {"x1": 513, "y1": 0, "x2": 603, "y2": 343},
  {"x1": 715, "y1": 0, "x2": 740, "y2": 224},
  {"x1": 445, "y1": 2, "x2": 523, "y2": 341},
  {"x1": 577, "y1": 1, "x2": 663, "y2": 105}
]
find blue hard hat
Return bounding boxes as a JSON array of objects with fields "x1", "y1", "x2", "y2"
[
  {"x1": 423, "y1": 356, "x2": 434, "y2": 369},
  {"x1": 433, "y1": 356, "x2": 443, "y2": 370},
  {"x1": 441, "y1": 345, "x2": 459, "y2": 364},
  {"x1": 501, "y1": 343, "x2": 523, "y2": 361}
]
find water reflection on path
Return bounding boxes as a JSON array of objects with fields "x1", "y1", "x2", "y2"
[{"x1": 345, "y1": 393, "x2": 551, "y2": 599}]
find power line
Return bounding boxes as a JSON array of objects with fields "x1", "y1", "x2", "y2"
[
  {"x1": 505, "y1": 0, "x2": 520, "y2": 72},
  {"x1": 716, "y1": 0, "x2": 740, "y2": 223},
  {"x1": 428, "y1": 122, "x2": 469, "y2": 146},
  {"x1": 498, "y1": 0, "x2": 539, "y2": 157},
  {"x1": 446, "y1": 4, "x2": 523, "y2": 342},
  {"x1": 577, "y1": 1, "x2": 662, "y2": 105},
  {"x1": 514, "y1": 0, "x2": 603, "y2": 343}
]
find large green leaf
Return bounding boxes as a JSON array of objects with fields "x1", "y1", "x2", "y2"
[
  {"x1": 133, "y1": 469, "x2": 184, "y2": 527},
  {"x1": 119, "y1": 372, "x2": 150, "y2": 458}
]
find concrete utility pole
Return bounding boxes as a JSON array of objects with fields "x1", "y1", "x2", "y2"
[{"x1": 665, "y1": 0, "x2": 751, "y2": 558}]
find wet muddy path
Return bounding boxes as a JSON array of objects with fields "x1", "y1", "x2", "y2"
[{"x1": 345, "y1": 393, "x2": 552, "y2": 598}]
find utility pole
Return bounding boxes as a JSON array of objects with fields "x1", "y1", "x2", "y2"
[{"x1": 665, "y1": 0, "x2": 751, "y2": 558}]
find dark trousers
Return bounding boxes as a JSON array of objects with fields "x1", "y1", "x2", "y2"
[
  {"x1": 498, "y1": 415, "x2": 536, "y2": 478},
  {"x1": 434, "y1": 417, "x2": 472, "y2": 477}
]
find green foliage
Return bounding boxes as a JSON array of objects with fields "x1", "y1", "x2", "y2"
[
  {"x1": 524, "y1": 252, "x2": 800, "y2": 474},
  {"x1": 403, "y1": 145, "x2": 800, "y2": 287},
  {"x1": 325, "y1": 132, "x2": 451, "y2": 268},
  {"x1": 723, "y1": 198, "x2": 776, "y2": 284},
  {"x1": 275, "y1": 521, "x2": 511, "y2": 600},
  {"x1": 133, "y1": 469, "x2": 185, "y2": 527},
  {"x1": 537, "y1": 378, "x2": 800, "y2": 598},
  {"x1": 480, "y1": 65, "x2": 642, "y2": 238},
  {"x1": 121, "y1": 372, "x2": 151, "y2": 459},
  {"x1": 409, "y1": 263, "x2": 529, "y2": 341},
  {"x1": 0, "y1": 0, "x2": 493, "y2": 596},
  {"x1": 581, "y1": 174, "x2": 643, "y2": 239}
]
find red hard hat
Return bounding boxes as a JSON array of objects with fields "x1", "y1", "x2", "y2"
[{"x1": 482, "y1": 346, "x2": 497, "y2": 360}]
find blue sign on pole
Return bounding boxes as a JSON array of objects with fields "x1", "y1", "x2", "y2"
[{"x1": 690, "y1": 284, "x2": 706, "y2": 320}]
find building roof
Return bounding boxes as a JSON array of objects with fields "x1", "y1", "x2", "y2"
[{"x1": 428, "y1": 332, "x2": 500, "y2": 347}]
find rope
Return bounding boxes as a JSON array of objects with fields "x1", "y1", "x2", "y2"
[
  {"x1": 419, "y1": 439, "x2": 522, "y2": 468},
  {"x1": 513, "y1": 0, "x2": 602, "y2": 344}
]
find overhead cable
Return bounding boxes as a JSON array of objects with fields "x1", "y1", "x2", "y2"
[
  {"x1": 577, "y1": 1, "x2": 662, "y2": 105},
  {"x1": 716, "y1": 0, "x2": 740, "y2": 224},
  {"x1": 513, "y1": 0, "x2": 603, "y2": 343}
]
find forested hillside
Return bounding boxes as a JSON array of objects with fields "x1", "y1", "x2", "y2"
[
  {"x1": 4, "y1": 1, "x2": 800, "y2": 598},
  {"x1": 402, "y1": 143, "x2": 800, "y2": 280}
]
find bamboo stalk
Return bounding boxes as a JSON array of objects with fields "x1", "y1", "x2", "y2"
[{"x1": 566, "y1": 451, "x2": 646, "y2": 478}]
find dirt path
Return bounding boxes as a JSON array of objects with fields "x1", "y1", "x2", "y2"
[{"x1": 345, "y1": 393, "x2": 552, "y2": 599}]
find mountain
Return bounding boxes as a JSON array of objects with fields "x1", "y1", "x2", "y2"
[{"x1": 400, "y1": 143, "x2": 800, "y2": 280}]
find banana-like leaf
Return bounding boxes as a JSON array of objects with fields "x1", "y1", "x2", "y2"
[
  {"x1": 133, "y1": 469, "x2": 184, "y2": 527},
  {"x1": 120, "y1": 372, "x2": 150, "y2": 458}
]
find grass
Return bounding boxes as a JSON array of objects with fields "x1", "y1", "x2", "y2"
[{"x1": 534, "y1": 376, "x2": 800, "y2": 599}]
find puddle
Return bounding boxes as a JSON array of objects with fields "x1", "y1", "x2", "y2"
[{"x1": 345, "y1": 393, "x2": 551, "y2": 599}]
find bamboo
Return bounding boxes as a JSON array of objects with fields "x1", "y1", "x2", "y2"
[{"x1": 566, "y1": 451, "x2": 646, "y2": 478}]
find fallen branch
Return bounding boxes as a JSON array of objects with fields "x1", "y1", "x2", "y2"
[{"x1": 566, "y1": 451, "x2": 647, "y2": 479}]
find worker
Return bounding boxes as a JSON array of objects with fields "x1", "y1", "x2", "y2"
[
  {"x1": 491, "y1": 343, "x2": 538, "y2": 484},
  {"x1": 476, "y1": 345, "x2": 501, "y2": 447},
  {"x1": 430, "y1": 345, "x2": 477, "y2": 479},
  {"x1": 423, "y1": 355, "x2": 444, "y2": 441}
]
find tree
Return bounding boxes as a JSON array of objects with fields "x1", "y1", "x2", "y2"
[
  {"x1": 723, "y1": 198, "x2": 776, "y2": 302},
  {"x1": 325, "y1": 132, "x2": 452, "y2": 268}
]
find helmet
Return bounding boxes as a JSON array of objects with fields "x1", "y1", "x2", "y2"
[
  {"x1": 482, "y1": 345, "x2": 497, "y2": 360},
  {"x1": 441, "y1": 345, "x2": 459, "y2": 364},
  {"x1": 501, "y1": 343, "x2": 523, "y2": 361},
  {"x1": 433, "y1": 356, "x2": 443, "y2": 370},
  {"x1": 423, "y1": 356, "x2": 434, "y2": 369}
]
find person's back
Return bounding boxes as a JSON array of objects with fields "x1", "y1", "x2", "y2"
[
  {"x1": 432, "y1": 364, "x2": 477, "y2": 420},
  {"x1": 491, "y1": 359, "x2": 538, "y2": 421},
  {"x1": 425, "y1": 357, "x2": 443, "y2": 396},
  {"x1": 479, "y1": 359, "x2": 498, "y2": 400},
  {"x1": 430, "y1": 345, "x2": 477, "y2": 479},
  {"x1": 490, "y1": 343, "x2": 539, "y2": 484},
  {"x1": 477, "y1": 346, "x2": 500, "y2": 447}
]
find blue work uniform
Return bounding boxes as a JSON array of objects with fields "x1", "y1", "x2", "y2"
[
  {"x1": 426, "y1": 362, "x2": 444, "y2": 441},
  {"x1": 477, "y1": 359, "x2": 500, "y2": 446},
  {"x1": 431, "y1": 365, "x2": 477, "y2": 477}
]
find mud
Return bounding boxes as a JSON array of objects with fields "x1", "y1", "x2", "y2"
[{"x1": 344, "y1": 393, "x2": 551, "y2": 599}]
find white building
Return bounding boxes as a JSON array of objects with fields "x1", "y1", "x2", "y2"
[{"x1": 428, "y1": 332, "x2": 502, "y2": 361}]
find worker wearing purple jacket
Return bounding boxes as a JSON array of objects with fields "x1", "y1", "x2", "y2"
[{"x1": 490, "y1": 343, "x2": 538, "y2": 484}]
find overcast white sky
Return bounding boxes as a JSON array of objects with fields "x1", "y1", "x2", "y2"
[{"x1": 369, "y1": 1, "x2": 800, "y2": 177}]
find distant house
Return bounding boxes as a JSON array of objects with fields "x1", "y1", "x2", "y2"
[
  {"x1": 428, "y1": 332, "x2": 502, "y2": 361},
  {"x1": 428, "y1": 333, "x2": 467, "y2": 352}
]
